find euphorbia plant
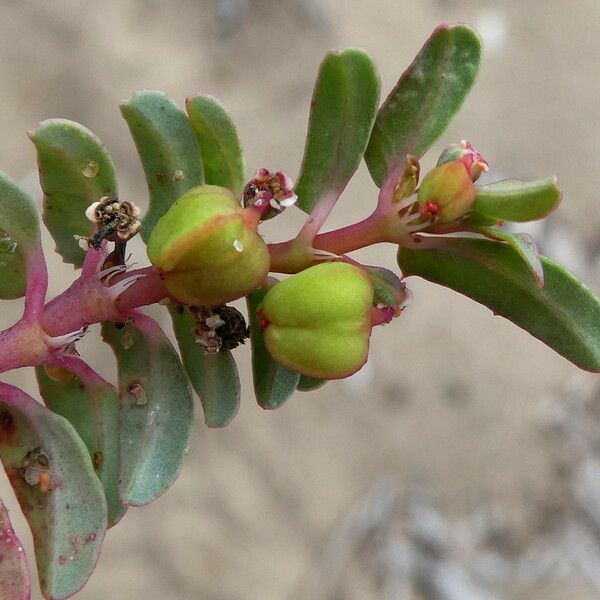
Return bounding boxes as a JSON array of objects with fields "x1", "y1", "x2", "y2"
[{"x1": 0, "y1": 23, "x2": 598, "y2": 599}]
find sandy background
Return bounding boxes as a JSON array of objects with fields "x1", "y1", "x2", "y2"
[{"x1": 1, "y1": 1, "x2": 600, "y2": 598}]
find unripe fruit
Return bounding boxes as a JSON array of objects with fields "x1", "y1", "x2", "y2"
[
  {"x1": 147, "y1": 185, "x2": 270, "y2": 306},
  {"x1": 417, "y1": 161, "x2": 476, "y2": 223},
  {"x1": 258, "y1": 262, "x2": 373, "y2": 379}
]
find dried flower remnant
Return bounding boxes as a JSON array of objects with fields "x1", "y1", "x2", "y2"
[
  {"x1": 190, "y1": 305, "x2": 250, "y2": 353},
  {"x1": 243, "y1": 168, "x2": 297, "y2": 220},
  {"x1": 85, "y1": 196, "x2": 142, "y2": 249}
]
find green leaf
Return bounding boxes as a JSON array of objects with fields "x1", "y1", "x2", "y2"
[
  {"x1": 365, "y1": 25, "x2": 482, "y2": 187},
  {"x1": 247, "y1": 283, "x2": 300, "y2": 409},
  {"x1": 295, "y1": 48, "x2": 380, "y2": 214},
  {"x1": 120, "y1": 91, "x2": 204, "y2": 241},
  {"x1": 169, "y1": 305, "x2": 240, "y2": 428},
  {"x1": 0, "y1": 384, "x2": 107, "y2": 600},
  {"x1": 36, "y1": 365, "x2": 126, "y2": 527},
  {"x1": 472, "y1": 177, "x2": 561, "y2": 222},
  {"x1": 0, "y1": 499, "x2": 31, "y2": 600},
  {"x1": 479, "y1": 227, "x2": 544, "y2": 287},
  {"x1": 297, "y1": 375, "x2": 326, "y2": 392},
  {"x1": 186, "y1": 95, "x2": 245, "y2": 196},
  {"x1": 0, "y1": 171, "x2": 42, "y2": 299},
  {"x1": 101, "y1": 315, "x2": 193, "y2": 506},
  {"x1": 398, "y1": 237, "x2": 600, "y2": 371},
  {"x1": 29, "y1": 119, "x2": 117, "y2": 267}
]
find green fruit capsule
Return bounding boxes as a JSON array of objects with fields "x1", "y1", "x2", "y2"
[
  {"x1": 417, "y1": 160, "x2": 476, "y2": 223},
  {"x1": 259, "y1": 262, "x2": 374, "y2": 379},
  {"x1": 147, "y1": 185, "x2": 270, "y2": 306}
]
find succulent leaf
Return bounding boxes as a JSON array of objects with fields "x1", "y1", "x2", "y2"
[
  {"x1": 101, "y1": 315, "x2": 193, "y2": 506},
  {"x1": 365, "y1": 25, "x2": 482, "y2": 187},
  {"x1": 0, "y1": 384, "x2": 107, "y2": 600},
  {"x1": 120, "y1": 91, "x2": 204, "y2": 241},
  {"x1": 247, "y1": 282, "x2": 301, "y2": 409},
  {"x1": 169, "y1": 305, "x2": 241, "y2": 427},
  {"x1": 398, "y1": 237, "x2": 600, "y2": 371},
  {"x1": 0, "y1": 171, "x2": 42, "y2": 299},
  {"x1": 0, "y1": 499, "x2": 31, "y2": 600},
  {"x1": 186, "y1": 95, "x2": 245, "y2": 196},
  {"x1": 36, "y1": 365, "x2": 126, "y2": 527},
  {"x1": 295, "y1": 48, "x2": 380, "y2": 215},
  {"x1": 472, "y1": 177, "x2": 561, "y2": 222},
  {"x1": 29, "y1": 120, "x2": 117, "y2": 267}
]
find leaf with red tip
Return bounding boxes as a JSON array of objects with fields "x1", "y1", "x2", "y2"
[
  {"x1": 365, "y1": 25, "x2": 481, "y2": 187},
  {"x1": 29, "y1": 120, "x2": 117, "y2": 267},
  {"x1": 0, "y1": 500, "x2": 31, "y2": 600},
  {"x1": 120, "y1": 91, "x2": 204, "y2": 241},
  {"x1": 295, "y1": 48, "x2": 380, "y2": 216},
  {"x1": 472, "y1": 177, "x2": 561, "y2": 222},
  {"x1": 101, "y1": 315, "x2": 193, "y2": 506},
  {"x1": 0, "y1": 383, "x2": 107, "y2": 600},
  {"x1": 169, "y1": 305, "x2": 241, "y2": 428},
  {"x1": 247, "y1": 283, "x2": 300, "y2": 409},
  {"x1": 398, "y1": 237, "x2": 600, "y2": 372},
  {"x1": 36, "y1": 364, "x2": 126, "y2": 527}
]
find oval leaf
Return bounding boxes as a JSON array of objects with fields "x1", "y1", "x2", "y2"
[
  {"x1": 0, "y1": 500, "x2": 31, "y2": 600},
  {"x1": 120, "y1": 91, "x2": 204, "y2": 241},
  {"x1": 247, "y1": 284, "x2": 300, "y2": 409},
  {"x1": 365, "y1": 25, "x2": 482, "y2": 187},
  {"x1": 186, "y1": 95, "x2": 245, "y2": 196},
  {"x1": 295, "y1": 48, "x2": 380, "y2": 214},
  {"x1": 169, "y1": 305, "x2": 241, "y2": 428},
  {"x1": 0, "y1": 171, "x2": 42, "y2": 299},
  {"x1": 0, "y1": 384, "x2": 107, "y2": 600},
  {"x1": 36, "y1": 365, "x2": 126, "y2": 527},
  {"x1": 398, "y1": 237, "x2": 600, "y2": 371},
  {"x1": 472, "y1": 177, "x2": 561, "y2": 222},
  {"x1": 101, "y1": 315, "x2": 193, "y2": 506},
  {"x1": 29, "y1": 120, "x2": 117, "y2": 267}
]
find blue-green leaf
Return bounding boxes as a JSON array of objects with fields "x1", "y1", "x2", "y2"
[
  {"x1": 0, "y1": 383, "x2": 107, "y2": 600},
  {"x1": 169, "y1": 305, "x2": 241, "y2": 428},
  {"x1": 120, "y1": 91, "x2": 204, "y2": 241},
  {"x1": 36, "y1": 364, "x2": 126, "y2": 527},
  {"x1": 101, "y1": 315, "x2": 194, "y2": 506},
  {"x1": 295, "y1": 48, "x2": 380, "y2": 214},
  {"x1": 186, "y1": 95, "x2": 245, "y2": 195},
  {"x1": 365, "y1": 25, "x2": 482, "y2": 186},
  {"x1": 472, "y1": 177, "x2": 561, "y2": 222},
  {"x1": 29, "y1": 119, "x2": 117, "y2": 267},
  {"x1": 398, "y1": 237, "x2": 600, "y2": 371}
]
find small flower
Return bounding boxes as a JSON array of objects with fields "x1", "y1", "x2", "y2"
[
  {"x1": 437, "y1": 140, "x2": 488, "y2": 182},
  {"x1": 243, "y1": 168, "x2": 297, "y2": 221}
]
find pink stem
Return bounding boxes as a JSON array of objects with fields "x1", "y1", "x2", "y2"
[
  {"x1": 297, "y1": 189, "x2": 341, "y2": 241},
  {"x1": 22, "y1": 247, "x2": 48, "y2": 324}
]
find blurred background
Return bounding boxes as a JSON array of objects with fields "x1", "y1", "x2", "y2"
[{"x1": 1, "y1": 0, "x2": 600, "y2": 598}]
